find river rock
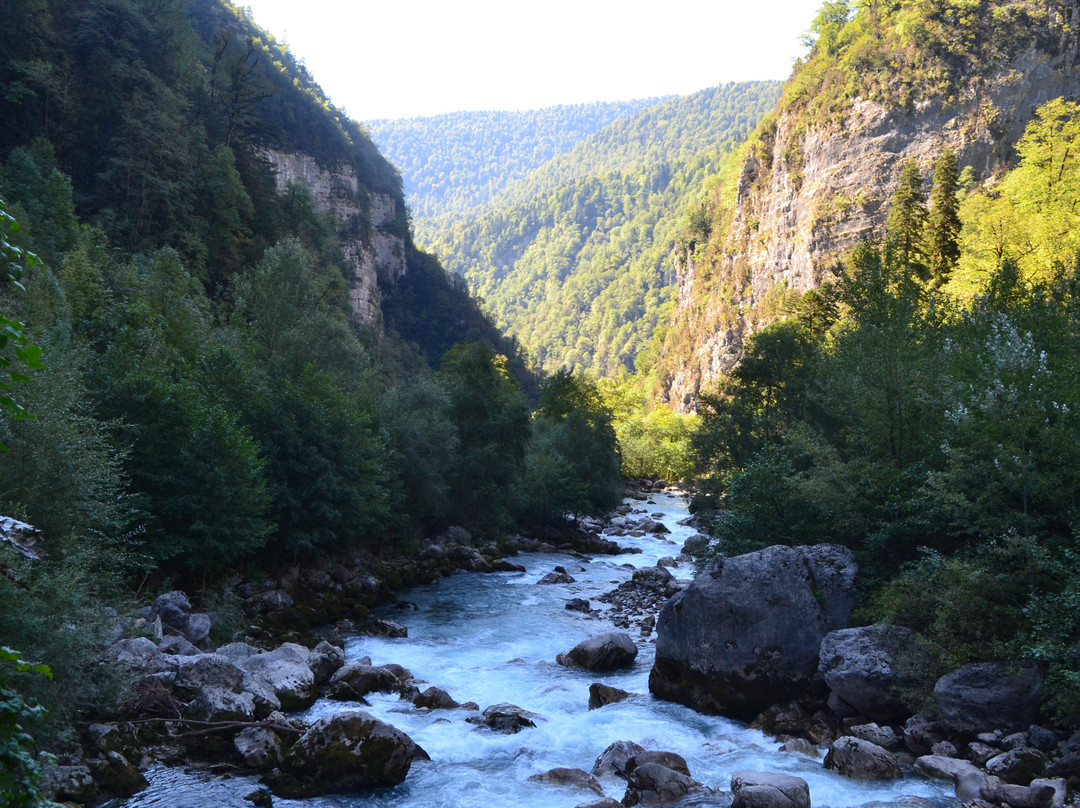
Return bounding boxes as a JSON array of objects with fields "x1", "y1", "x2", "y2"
[
  {"x1": 239, "y1": 643, "x2": 318, "y2": 710},
  {"x1": 623, "y1": 762, "x2": 699, "y2": 805},
  {"x1": 41, "y1": 763, "x2": 98, "y2": 804},
  {"x1": 327, "y1": 662, "x2": 408, "y2": 701},
  {"x1": 249, "y1": 588, "x2": 294, "y2": 613},
  {"x1": 109, "y1": 637, "x2": 175, "y2": 674},
  {"x1": 934, "y1": 663, "x2": 1043, "y2": 735},
  {"x1": 184, "y1": 686, "x2": 257, "y2": 723},
  {"x1": 91, "y1": 751, "x2": 148, "y2": 797},
  {"x1": 650, "y1": 544, "x2": 856, "y2": 720},
  {"x1": 539, "y1": 570, "x2": 576, "y2": 584},
  {"x1": 903, "y1": 714, "x2": 944, "y2": 756},
  {"x1": 566, "y1": 598, "x2": 592, "y2": 612},
  {"x1": 730, "y1": 771, "x2": 810, "y2": 808},
  {"x1": 637, "y1": 518, "x2": 670, "y2": 534},
  {"x1": 173, "y1": 653, "x2": 244, "y2": 696},
  {"x1": 914, "y1": 755, "x2": 990, "y2": 801},
  {"x1": 414, "y1": 686, "x2": 460, "y2": 710},
  {"x1": 593, "y1": 740, "x2": 646, "y2": 777},
  {"x1": 986, "y1": 746, "x2": 1049, "y2": 784},
  {"x1": 557, "y1": 632, "x2": 638, "y2": 671},
  {"x1": 589, "y1": 682, "x2": 632, "y2": 709},
  {"x1": 284, "y1": 710, "x2": 422, "y2": 792},
  {"x1": 576, "y1": 800, "x2": 624, "y2": 808},
  {"x1": 849, "y1": 723, "x2": 902, "y2": 751},
  {"x1": 369, "y1": 618, "x2": 408, "y2": 638},
  {"x1": 819, "y1": 625, "x2": 925, "y2": 722},
  {"x1": 627, "y1": 751, "x2": 692, "y2": 777},
  {"x1": 234, "y1": 727, "x2": 284, "y2": 769},
  {"x1": 632, "y1": 565, "x2": 680, "y2": 595},
  {"x1": 823, "y1": 736, "x2": 901, "y2": 780},
  {"x1": 307, "y1": 640, "x2": 346, "y2": 685},
  {"x1": 159, "y1": 634, "x2": 201, "y2": 656},
  {"x1": 527, "y1": 767, "x2": 604, "y2": 795},
  {"x1": 468, "y1": 703, "x2": 540, "y2": 734}
]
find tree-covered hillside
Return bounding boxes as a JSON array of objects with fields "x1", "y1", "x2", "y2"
[
  {"x1": 423, "y1": 82, "x2": 783, "y2": 376},
  {"x1": 0, "y1": 0, "x2": 623, "y2": 767},
  {"x1": 365, "y1": 99, "x2": 665, "y2": 217}
]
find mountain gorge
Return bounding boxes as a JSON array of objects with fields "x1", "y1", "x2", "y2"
[
  {"x1": 658, "y1": 0, "x2": 1080, "y2": 408},
  {"x1": 379, "y1": 83, "x2": 783, "y2": 376}
]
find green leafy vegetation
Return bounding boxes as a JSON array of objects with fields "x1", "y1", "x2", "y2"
[
  {"x1": 690, "y1": 102, "x2": 1080, "y2": 721},
  {"x1": 421, "y1": 83, "x2": 782, "y2": 377},
  {"x1": 0, "y1": 0, "x2": 624, "y2": 765}
]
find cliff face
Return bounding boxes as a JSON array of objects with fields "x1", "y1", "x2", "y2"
[
  {"x1": 664, "y1": 17, "x2": 1080, "y2": 411},
  {"x1": 267, "y1": 151, "x2": 408, "y2": 337}
]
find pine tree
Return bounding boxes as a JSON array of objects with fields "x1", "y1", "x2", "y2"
[
  {"x1": 927, "y1": 150, "x2": 961, "y2": 286},
  {"x1": 886, "y1": 158, "x2": 928, "y2": 277}
]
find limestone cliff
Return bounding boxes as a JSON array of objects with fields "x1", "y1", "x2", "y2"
[
  {"x1": 266, "y1": 151, "x2": 408, "y2": 338},
  {"x1": 662, "y1": 1, "x2": 1080, "y2": 411}
]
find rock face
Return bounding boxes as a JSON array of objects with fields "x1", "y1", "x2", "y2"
[
  {"x1": 650, "y1": 544, "x2": 857, "y2": 720},
  {"x1": 284, "y1": 711, "x2": 421, "y2": 792},
  {"x1": 663, "y1": 26, "x2": 1080, "y2": 410},
  {"x1": 934, "y1": 663, "x2": 1043, "y2": 735},
  {"x1": 266, "y1": 151, "x2": 408, "y2": 337},
  {"x1": 558, "y1": 633, "x2": 639, "y2": 671},
  {"x1": 819, "y1": 624, "x2": 925, "y2": 722}
]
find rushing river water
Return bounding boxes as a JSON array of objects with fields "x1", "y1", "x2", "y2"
[{"x1": 113, "y1": 491, "x2": 954, "y2": 808}]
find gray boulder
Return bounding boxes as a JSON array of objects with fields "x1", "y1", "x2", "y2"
[
  {"x1": 284, "y1": 710, "x2": 422, "y2": 792},
  {"x1": 109, "y1": 637, "x2": 175, "y2": 674},
  {"x1": 159, "y1": 634, "x2": 200, "y2": 656},
  {"x1": 467, "y1": 703, "x2": 540, "y2": 734},
  {"x1": 239, "y1": 643, "x2": 318, "y2": 710},
  {"x1": 326, "y1": 661, "x2": 409, "y2": 701},
  {"x1": 935, "y1": 663, "x2": 1043, "y2": 735},
  {"x1": 623, "y1": 762, "x2": 699, "y2": 805},
  {"x1": 527, "y1": 767, "x2": 604, "y2": 795},
  {"x1": 234, "y1": 727, "x2": 284, "y2": 769},
  {"x1": 650, "y1": 544, "x2": 857, "y2": 720},
  {"x1": 588, "y1": 682, "x2": 632, "y2": 710},
  {"x1": 823, "y1": 736, "x2": 901, "y2": 780},
  {"x1": 592, "y1": 740, "x2": 646, "y2": 777},
  {"x1": 41, "y1": 764, "x2": 98, "y2": 804},
  {"x1": 849, "y1": 723, "x2": 902, "y2": 751},
  {"x1": 539, "y1": 570, "x2": 576, "y2": 584},
  {"x1": 307, "y1": 641, "x2": 346, "y2": 685},
  {"x1": 731, "y1": 771, "x2": 810, "y2": 808},
  {"x1": 173, "y1": 653, "x2": 244, "y2": 696},
  {"x1": 414, "y1": 686, "x2": 460, "y2": 710},
  {"x1": 819, "y1": 625, "x2": 925, "y2": 722},
  {"x1": 557, "y1": 632, "x2": 638, "y2": 671},
  {"x1": 627, "y1": 751, "x2": 691, "y2": 777},
  {"x1": 184, "y1": 686, "x2": 256, "y2": 723},
  {"x1": 986, "y1": 747, "x2": 1049, "y2": 784},
  {"x1": 575, "y1": 800, "x2": 624, "y2": 808}
]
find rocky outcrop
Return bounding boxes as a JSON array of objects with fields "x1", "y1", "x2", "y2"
[
  {"x1": 664, "y1": 21, "x2": 1080, "y2": 410},
  {"x1": 283, "y1": 710, "x2": 423, "y2": 793},
  {"x1": 649, "y1": 544, "x2": 857, "y2": 720},
  {"x1": 266, "y1": 151, "x2": 407, "y2": 337},
  {"x1": 934, "y1": 663, "x2": 1043, "y2": 735},
  {"x1": 557, "y1": 632, "x2": 639, "y2": 671},
  {"x1": 819, "y1": 624, "x2": 927, "y2": 722}
]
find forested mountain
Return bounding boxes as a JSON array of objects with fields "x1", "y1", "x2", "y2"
[
  {"x1": 0, "y1": 0, "x2": 624, "y2": 764},
  {"x1": 658, "y1": 0, "x2": 1080, "y2": 408},
  {"x1": 419, "y1": 83, "x2": 783, "y2": 376},
  {"x1": 365, "y1": 99, "x2": 665, "y2": 217}
]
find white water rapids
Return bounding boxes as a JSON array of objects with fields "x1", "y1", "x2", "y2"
[{"x1": 113, "y1": 491, "x2": 954, "y2": 808}]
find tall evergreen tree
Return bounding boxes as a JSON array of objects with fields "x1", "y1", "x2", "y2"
[
  {"x1": 927, "y1": 149, "x2": 962, "y2": 286},
  {"x1": 886, "y1": 158, "x2": 928, "y2": 276}
]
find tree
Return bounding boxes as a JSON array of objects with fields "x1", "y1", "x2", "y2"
[
  {"x1": 886, "y1": 158, "x2": 928, "y2": 276},
  {"x1": 927, "y1": 149, "x2": 961, "y2": 286}
]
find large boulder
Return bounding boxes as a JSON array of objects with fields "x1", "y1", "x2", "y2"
[
  {"x1": 234, "y1": 727, "x2": 284, "y2": 769},
  {"x1": 819, "y1": 625, "x2": 926, "y2": 722},
  {"x1": 731, "y1": 771, "x2": 811, "y2": 808},
  {"x1": 557, "y1": 632, "x2": 638, "y2": 671},
  {"x1": 588, "y1": 682, "x2": 632, "y2": 710},
  {"x1": 173, "y1": 653, "x2": 244, "y2": 697},
  {"x1": 307, "y1": 641, "x2": 345, "y2": 685},
  {"x1": 823, "y1": 736, "x2": 901, "y2": 780},
  {"x1": 934, "y1": 663, "x2": 1043, "y2": 735},
  {"x1": 527, "y1": 768, "x2": 604, "y2": 795},
  {"x1": 623, "y1": 762, "x2": 699, "y2": 806},
  {"x1": 326, "y1": 661, "x2": 409, "y2": 701},
  {"x1": 650, "y1": 544, "x2": 857, "y2": 720},
  {"x1": 184, "y1": 687, "x2": 256, "y2": 723},
  {"x1": 284, "y1": 711, "x2": 422, "y2": 792},
  {"x1": 467, "y1": 703, "x2": 540, "y2": 734},
  {"x1": 239, "y1": 643, "x2": 319, "y2": 711},
  {"x1": 592, "y1": 740, "x2": 646, "y2": 777}
]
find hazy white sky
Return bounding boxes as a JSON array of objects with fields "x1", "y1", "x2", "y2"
[{"x1": 240, "y1": 0, "x2": 823, "y2": 121}]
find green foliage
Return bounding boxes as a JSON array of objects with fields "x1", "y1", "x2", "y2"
[
  {"x1": 0, "y1": 647, "x2": 52, "y2": 808},
  {"x1": 517, "y1": 371, "x2": 621, "y2": 525},
  {"x1": 927, "y1": 150, "x2": 961, "y2": 285},
  {"x1": 886, "y1": 159, "x2": 929, "y2": 277},
  {"x1": 599, "y1": 375, "x2": 697, "y2": 481},
  {"x1": 415, "y1": 82, "x2": 782, "y2": 377}
]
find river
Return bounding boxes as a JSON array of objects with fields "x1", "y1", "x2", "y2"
[{"x1": 112, "y1": 490, "x2": 954, "y2": 808}]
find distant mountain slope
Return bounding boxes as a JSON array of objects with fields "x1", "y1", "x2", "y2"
[
  {"x1": 366, "y1": 100, "x2": 666, "y2": 217},
  {"x1": 421, "y1": 82, "x2": 783, "y2": 376},
  {"x1": 655, "y1": 0, "x2": 1080, "y2": 409}
]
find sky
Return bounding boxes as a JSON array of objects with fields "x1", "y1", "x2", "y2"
[{"x1": 239, "y1": 0, "x2": 824, "y2": 122}]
